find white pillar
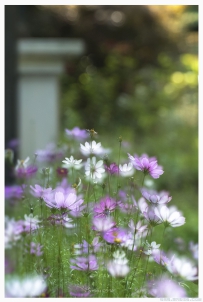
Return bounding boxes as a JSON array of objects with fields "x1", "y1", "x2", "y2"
[{"x1": 17, "y1": 39, "x2": 85, "y2": 159}]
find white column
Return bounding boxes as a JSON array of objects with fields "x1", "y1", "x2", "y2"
[{"x1": 17, "y1": 39, "x2": 85, "y2": 159}]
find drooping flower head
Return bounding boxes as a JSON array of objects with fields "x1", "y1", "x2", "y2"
[
  {"x1": 119, "y1": 162, "x2": 134, "y2": 177},
  {"x1": 167, "y1": 255, "x2": 198, "y2": 281},
  {"x1": 128, "y1": 153, "x2": 164, "y2": 179},
  {"x1": 92, "y1": 216, "x2": 116, "y2": 233},
  {"x1": 30, "y1": 184, "x2": 52, "y2": 199}
]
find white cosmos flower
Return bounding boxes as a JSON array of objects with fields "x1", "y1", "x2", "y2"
[
  {"x1": 15, "y1": 157, "x2": 30, "y2": 169},
  {"x1": 5, "y1": 274, "x2": 47, "y2": 297},
  {"x1": 107, "y1": 260, "x2": 130, "y2": 277},
  {"x1": 119, "y1": 162, "x2": 134, "y2": 177},
  {"x1": 167, "y1": 256, "x2": 198, "y2": 281},
  {"x1": 85, "y1": 156, "x2": 105, "y2": 180},
  {"x1": 144, "y1": 241, "x2": 161, "y2": 255},
  {"x1": 154, "y1": 205, "x2": 185, "y2": 228},
  {"x1": 80, "y1": 141, "x2": 102, "y2": 156},
  {"x1": 62, "y1": 156, "x2": 82, "y2": 170}
]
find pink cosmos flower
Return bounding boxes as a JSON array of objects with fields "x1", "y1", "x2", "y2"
[
  {"x1": 104, "y1": 162, "x2": 119, "y2": 175},
  {"x1": 93, "y1": 196, "x2": 117, "y2": 218},
  {"x1": 70, "y1": 255, "x2": 98, "y2": 271},
  {"x1": 43, "y1": 191, "x2": 84, "y2": 211},
  {"x1": 92, "y1": 217, "x2": 116, "y2": 233},
  {"x1": 141, "y1": 189, "x2": 172, "y2": 205},
  {"x1": 128, "y1": 153, "x2": 164, "y2": 179},
  {"x1": 103, "y1": 227, "x2": 130, "y2": 244},
  {"x1": 30, "y1": 184, "x2": 52, "y2": 199}
]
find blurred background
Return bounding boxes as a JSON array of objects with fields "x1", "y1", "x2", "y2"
[{"x1": 5, "y1": 5, "x2": 198, "y2": 244}]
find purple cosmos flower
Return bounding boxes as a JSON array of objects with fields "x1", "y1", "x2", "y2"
[
  {"x1": 74, "y1": 237, "x2": 102, "y2": 255},
  {"x1": 154, "y1": 205, "x2": 185, "y2": 228},
  {"x1": 65, "y1": 127, "x2": 88, "y2": 141},
  {"x1": 103, "y1": 227, "x2": 130, "y2": 244},
  {"x1": 93, "y1": 196, "x2": 117, "y2": 218},
  {"x1": 43, "y1": 191, "x2": 84, "y2": 212},
  {"x1": 5, "y1": 185, "x2": 24, "y2": 200},
  {"x1": 148, "y1": 275, "x2": 187, "y2": 298},
  {"x1": 104, "y1": 162, "x2": 119, "y2": 175},
  {"x1": 70, "y1": 255, "x2": 98, "y2": 271},
  {"x1": 15, "y1": 214, "x2": 40, "y2": 234},
  {"x1": 152, "y1": 249, "x2": 173, "y2": 268},
  {"x1": 15, "y1": 157, "x2": 38, "y2": 179},
  {"x1": 143, "y1": 206, "x2": 162, "y2": 226},
  {"x1": 128, "y1": 153, "x2": 164, "y2": 179},
  {"x1": 141, "y1": 189, "x2": 172, "y2": 205},
  {"x1": 30, "y1": 184, "x2": 52, "y2": 199},
  {"x1": 36, "y1": 143, "x2": 66, "y2": 163},
  {"x1": 68, "y1": 284, "x2": 92, "y2": 297},
  {"x1": 28, "y1": 242, "x2": 43, "y2": 256},
  {"x1": 92, "y1": 217, "x2": 116, "y2": 233}
]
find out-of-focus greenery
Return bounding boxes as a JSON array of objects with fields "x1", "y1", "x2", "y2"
[{"x1": 57, "y1": 5, "x2": 198, "y2": 245}]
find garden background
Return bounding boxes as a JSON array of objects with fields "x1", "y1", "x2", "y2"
[{"x1": 4, "y1": 4, "x2": 198, "y2": 293}]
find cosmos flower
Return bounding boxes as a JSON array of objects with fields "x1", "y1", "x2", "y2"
[
  {"x1": 80, "y1": 141, "x2": 103, "y2": 156},
  {"x1": 143, "y1": 206, "x2": 162, "y2": 227},
  {"x1": 62, "y1": 156, "x2": 83, "y2": 170},
  {"x1": 85, "y1": 157, "x2": 105, "y2": 181},
  {"x1": 104, "y1": 162, "x2": 119, "y2": 175},
  {"x1": 93, "y1": 196, "x2": 117, "y2": 218},
  {"x1": 5, "y1": 185, "x2": 24, "y2": 201},
  {"x1": 107, "y1": 252, "x2": 130, "y2": 277},
  {"x1": 5, "y1": 274, "x2": 47, "y2": 297},
  {"x1": 74, "y1": 237, "x2": 102, "y2": 255},
  {"x1": 128, "y1": 153, "x2": 164, "y2": 179},
  {"x1": 15, "y1": 157, "x2": 38, "y2": 179},
  {"x1": 141, "y1": 189, "x2": 172, "y2": 205},
  {"x1": 167, "y1": 255, "x2": 198, "y2": 281},
  {"x1": 143, "y1": 241, "x2": 161, "y2": 256},
  {"x1": 103, "y1": 227, "x2": 130, "y2": 244},
  {"x1": 65, "y1": 127, "x2": 88, "y2": 141},
  {"x1": 70, "y1": 255, "x2": 98, "y2": 271},
  {"x1": 28, "y1": 242, "x2": 43, "y2": 256},
  {"x1": 5, "y1": 217, "x2": 22, "y2": 248},
  {"x1": 119, "y1": 162, "x2": 134, "y2": 177},
  {"x1": 154, "y1": 205, "x2": 185, "y2": 228},
  {"x1": 92, "y1": 217, "x2": 116, "y2": 233},
  {"x1": 36, "y1": 143, "x2": 66, "y2": 163},
  {"x1": 30, "y1": 184, "x2": 52, "y2": 199},
  {"x1": 128, "y1": 219, "x2": 148, "y2": 234},
  {"x1": 43, "y1": 191, "x2": 84, "y2": 211},
  {"x1": 148, "y1": 275, "x2": 187, "y2": 298}
]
